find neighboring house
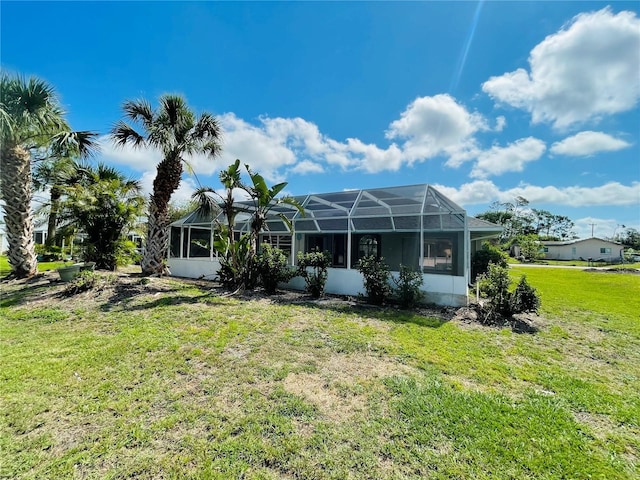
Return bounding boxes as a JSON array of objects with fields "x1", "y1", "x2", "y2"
[
  {"x1": 542, "y1": 237, "x2": 624, "y2": 261},
  {"x1": 0, "y1": 221, "x2": 47, "y2": 253},
  {"x1": 33, "y1": 221, "x2": 48, "y2": 245},
  {"x1": 167, "y1": 184, "x2": 502, "y2": 306}
]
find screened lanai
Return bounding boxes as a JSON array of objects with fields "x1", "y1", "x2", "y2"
[{"x1": 167, "y1": 184, "x2": 501, "y2": 306}]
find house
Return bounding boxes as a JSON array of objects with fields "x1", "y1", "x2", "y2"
[
  {"x1": 542, "y1": 237, "x2": 624, "y2": 262},
  {"x1": 166, "y1": 184, "x2": 502, "y2": 306}
]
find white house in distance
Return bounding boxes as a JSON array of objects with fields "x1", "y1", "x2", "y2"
[
  {"x1": 167, "y1": 184, "x2": 502, "y2": 306},
  {"x1": 542, "y1": 237, "x2": 624, "y2": 262}
]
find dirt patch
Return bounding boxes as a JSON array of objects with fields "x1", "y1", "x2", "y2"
[
  {"x1": 452, "y1": 304, "x2": 542, "y2": 334},
  {"x1": 283, "y1": 353, "x2": 418, "y2": 421}
]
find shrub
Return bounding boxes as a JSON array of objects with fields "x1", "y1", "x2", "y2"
[
  {"x1": 478, "y1": 262, "x2": 512, "y2": 317},
  {"x1": 479, "y1": 264, "x2": 542, "y2": 318},
  {"x1": 392, "y1": 265, "x2": 424, "y2": 308},
  {"x1": 517, "y1": 234, "x2": 544, "y2": 263},
  {"x1": 510, "y1": 275, "x2": 540, "y2": 313},
  {"x1": 356, "y1": 255, "x2": 391, "y2": 306},
  {"x1": 471, "y1": 242, "x2": 507, "y2": 281},
  {"x1": 256, "y1": 244, "x2": 296, "y2": 294},
  {"x1": 297, "y1": 249, "x2": 331, "y2": 298},
  {"x1": 63, "y1": 270, "x2": 98, "y2": 296}
]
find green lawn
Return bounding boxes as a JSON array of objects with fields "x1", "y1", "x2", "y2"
[
  {"x1": 1, "y1": 267, "x2": 638, "y2": 479},
  {"x1": 0, "y1": 255, "x2": 67, "y2": 276}
]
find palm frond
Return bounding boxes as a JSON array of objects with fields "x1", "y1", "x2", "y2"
[
  {"x1": 50, "y1": 130, "x2": 100, "y2": 158},
  {"x1": 110, "y1": 120, "x2": 146, "y2": 148},
  {"x1": 191, "y1": 186, "x2": 220, "y2": 217},
  {"x1": 122, "y1": 99, "x2": 154, "y2": 126}
]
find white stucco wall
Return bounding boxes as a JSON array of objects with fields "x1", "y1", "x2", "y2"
[
  {"x1": 543, "y1": 238, "x2": 623, "y2": 261},
  {"x1": 168, "y1": 258, "x2": 468, "y2": 306}
]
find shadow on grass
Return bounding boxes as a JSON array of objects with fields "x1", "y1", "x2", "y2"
[
  {"x1": 98, "y1": 281, "x2": 217, "y2": 312},
  {"x1": 0, "y1": 274, "x2": 62, "y2": 308},
  {"x1": 268, "y1": 293, "x2": 450, "y2": 329}
]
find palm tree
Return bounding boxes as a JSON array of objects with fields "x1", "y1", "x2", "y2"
[
  {"x1": 33, "y1": 137, "x2": 97, "y2": 247},
  {"x1": 243, "y1": 165, "x2": 304, "y2": 256},
  {"x1": 111, "y1": 95, "x2": 222, "y2": 276},
  {"x1": 62, "y1": 163, "x2": 144, "y2": 270},
  {"x1": 0, "y1": 73, "x2": 95, "y2": 278}
]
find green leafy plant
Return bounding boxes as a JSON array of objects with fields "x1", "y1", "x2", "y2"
[
  {"x1": 478, "y1": 262, "x2": 512, "y2": 317},
  {"x1": 356, "y1": 255, "x2": 391, "y2": 306},
  {"x1": 392, "y1": 265, "x2": 424, "y2": 308},
  {"x1": 214, "y1": 229, "x2": 253, "y2": 290},
  {"x1": 297, "y1": 249, "x2": 331, "y2": 298},
  {"x1": 471, "y1": 241, "x2": 507, "y2": 281},
  {"x1": 510, "y1": 275, "x2": 540, "y2": 313},
  {"x1": 63, "y1": 270, "x2": 98, "y2": 296},
  {"x1": 516, "y1": 234, "x2": 544, "y2": 263},
  {"x1": 479, "y1": 263, "x2": 541, "y2": 318},
  {"x1": 256, "y1": 244, "x2": 296, "y2": 294}
]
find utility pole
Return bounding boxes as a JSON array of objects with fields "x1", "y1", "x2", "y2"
[{"x1": 589, "y1": 223, "x2": 596, "y2": 237}]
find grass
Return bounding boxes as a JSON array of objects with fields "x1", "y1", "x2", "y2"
[
  {"x1": 0, "y1": 255, "x2": 67, "y2": 276},
  {"x1": 1, "y1": 267, "x2": 639, "y2": 478},
  {"x1": 537, "y1": 259, "x2": 640, "y2": 268}
]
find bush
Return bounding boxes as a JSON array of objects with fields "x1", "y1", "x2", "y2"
[
  {"x1": 510, "y1": 275, "x2": 540, "y2": 313},
  {"x1": 471, "y1": 242, "x2": 507, "y2": 281},
  {"x1": 297, "y1": 249, "x2": 331, "y2": 298},
  {"x1": 517, "y1": 234, "x2": 544, "y2": 263},
  {"x1": 63, "y1": 270, "x2": 98, "y2": 296},
  {"x1": 392, "y1": 265, "x2": 424, "y2": 308},
  {"x1": 479, "y1": 264, "x2": 541, "y2": 318},
  {"x1": 478, "y1": 262, "x2": 512, "y2": 317},
  {"x1": 256, "y1": 244, "x2": 296, "y2": 294},
  {"x1": 356, "y1": 255, "x2": 391, "y2": 306}
]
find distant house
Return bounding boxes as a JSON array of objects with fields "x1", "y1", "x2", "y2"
[{"x1": 541, "y1": 237, "x2": 624, "y2": 262}]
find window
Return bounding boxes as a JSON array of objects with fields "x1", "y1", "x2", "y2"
[
  {"x1": 543, "y1": 247, "x2": 549, "y2": 253},
  {"x1": 423, "y1": 237, "x2": 453, "y2": 273},
  {"x1": 306, "y1": 234, "x2": 347, "y2": 268},
  {"x1": 188, "y1": 228, "x2": 211, "y2": 258},
  {"x1": 600, "y1": 247, "x2": 611, "y2": 254},
  {"x1": 260, "y1": 234, "x2": 293, "y2": 260},
  {"x1": 170, "y1": 227, "x2": 181, "y2": 257},
  {"x1": 351, "y1": 234, "x2": 381, "y2": 268}
]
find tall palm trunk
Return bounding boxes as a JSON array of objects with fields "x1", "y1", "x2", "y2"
[
  {"x1": 141, "y1": 156, "x2": 182, "y2": 275},
  {"x1": 0, "y1": 145, "x2": 37, "y2": 277},
  {"x1": 45, "y1": 185, "x2": 62, "y2": 247}
]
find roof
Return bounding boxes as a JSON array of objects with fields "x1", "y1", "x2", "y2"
[
  {"x1": 172, "y1": 183, "x2": 502, "y2": 234},
  {"x1": 542, "y1": 237, "x2": 622, "y2": 247}
]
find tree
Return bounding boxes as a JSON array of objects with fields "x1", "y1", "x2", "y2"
[
  {"x1": 192, "y1": 161, "x2": 304, "y2": 291},
  {"x1": 111, "y1": 95, "x2": 222, "y2": 276},
  {"x1": 516, "y1": 234, "x2": 544, "y2": 262},
  {"x1": 243, "y1": 164, "x2": 304, "y2": 259},
  {"x1": 614, "y1": 227, "x2": 640, "y2": 250},
  {"x1": 477, "y1": 197, "x2": 575, "y2": 245},
  {"x1": 33, "y1": 135, "x2": 97, "y2": 247},
  {"x1": 62, "y1": 163, "x2": 144, "y2": 270},
  {"x1": 0, "y1": 74, "x2": 95, "y2": 278}
]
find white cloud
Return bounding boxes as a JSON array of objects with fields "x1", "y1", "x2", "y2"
[
  {"x1": 572, "y1": 216, "x2": 622, "y2": 239},
  {"x1": 436, "y1": 180, "x2": 640, "y2": 208},
  {"x1": 387, "y1": 94, "x2": 486, "y2": 163},
  {"x1": 98, "y1": 135, "x2": 162, "y2": 172},
  {"x1": 470, "y1": 137, "x2": 546, "y2": 178},
  {"x1": 290, "y1": 160, "x2": 325, "y2": 175},
  {"x1": 137, "y1": 171, "x2": 199, "y2": 205},
  {"x1": 433, "y1": 180, "x2": 500, "y2": 205},
  {"x1": 483, "y1": 8, "x2": 640, "y2": 128},
  {"x1": 219, "y1": 113, "x2": 298, "y2": 183},
  {"x1": 550, "y1": 131, "x2": 631, "y2": 156}
]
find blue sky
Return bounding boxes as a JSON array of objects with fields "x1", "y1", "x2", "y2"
[{"x1": 2, "y1": 1, "x2": 639, "y2": 239}]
